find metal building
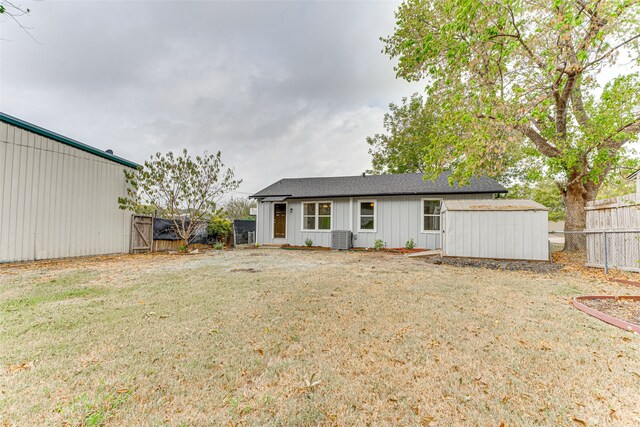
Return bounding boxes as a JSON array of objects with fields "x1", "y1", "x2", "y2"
[
  {"x1": 0, "y1": 113, "x2": 139, "y2": 262},
  {"x1": 441, "y1": 199, "x2": 549, "y2": 261}
]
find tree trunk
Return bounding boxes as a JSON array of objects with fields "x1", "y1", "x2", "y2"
[{"x1": 563, "y1": 181, "x2": 594, "y2": 251}]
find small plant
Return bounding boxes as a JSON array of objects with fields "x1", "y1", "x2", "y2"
[
  {"x1": 214, "y1": 242, "x2": 224, "y2": 250},
  {"x1": 178, "y1": 244, "x2": 186, "y2": 253},
  {"x1": 374, "y1": 239, "x2": 385, "y2": 250},
  {"x1": 208, "y1": 216, "x2": 233, "y2": 242},
  {"x1": 254, "y1": 242, "x2": 260, "y2": 248},
  {"x1": 405, "y1": 238, "x2": 415, "y2": 250},
  {"x1": 304, "y1": 238, "x2": 313, "y2": 247}
]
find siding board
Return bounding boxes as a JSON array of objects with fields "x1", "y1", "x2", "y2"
[
  {"x1": 256, "y1": 193, "x2": 494, "y2": 249},
  {"x1": 442, "y1": 206, "x2": 548, "y2": 261},
  {"x1": 0, "y1": 122, "x2": 133, "y2": 262}
]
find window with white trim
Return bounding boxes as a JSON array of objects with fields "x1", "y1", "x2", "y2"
[
  {"x1": 422, "y1": 199, "x2": 441, "y2": 232},
  {"x1": 358, "y1": 200, "x2": 376, "y2": 231},
  {"x1": 302, "y1": 202, "x2": 332, "y2": 230}
]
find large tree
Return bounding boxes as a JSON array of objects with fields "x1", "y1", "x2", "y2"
[
  {"x1": 119, "y1": 150, "x2": 240, "y2": 246},
  {"x1": 382, "y1": 0, "x2": 640, "y2": 249},
  {"x1": 223, "y1": 196, "x2": 257, "y2": 220}
]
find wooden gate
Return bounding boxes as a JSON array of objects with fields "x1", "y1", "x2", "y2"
[{"x1": 130, "y1": 215, "x2": 153, "y2": 253}]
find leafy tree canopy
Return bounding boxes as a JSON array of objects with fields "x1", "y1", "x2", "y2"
[
  {"x1": 506, "y1": 179, "x2": 566, "y2": 222},
  {"x1": 119, "y1": 149, "x2": 240, "y2": 245},
  {"x1": 223, "y1": 196, "x2": 257, "y2": 220},
  {"x1": 380, "y1": 0, "x2": 640, "y2": 247}
]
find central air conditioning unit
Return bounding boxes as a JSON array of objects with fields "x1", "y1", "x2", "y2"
[{"x1": 331, "y1": 230, "x2": 352, "y2": 250}]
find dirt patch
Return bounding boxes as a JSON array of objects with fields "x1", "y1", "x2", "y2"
[
  {"x1": 422, "y1": 256, "x2": 559, "y2": 273},
  {"x1": 229, "y1": 268, "x2": 260, "y2": 273},
  {"x1": 580, "y1": 297, "x2": 640, "y2": 326}
]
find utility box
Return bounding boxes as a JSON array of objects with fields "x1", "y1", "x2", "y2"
[{"x1": 331, "y1": 230, "x2": 352, "y2": 250}]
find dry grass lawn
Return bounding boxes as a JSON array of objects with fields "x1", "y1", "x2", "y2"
[{"x1": 1, "y1": 249, "x2": 640, "y2": 426}]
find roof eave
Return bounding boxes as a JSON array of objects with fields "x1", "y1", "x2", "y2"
[
  {"x1": 252, "y1": 189, "x2": 507, "y2": 200},
  {"x1": 0, "y1": 112, "x2": 140, "y2": 169}
]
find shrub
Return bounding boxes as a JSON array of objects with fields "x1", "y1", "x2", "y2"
[
  {"x1": 214, "y1": 242, "x2": 224, "y2": 250},
  {"x1": 304, "y1": 238, "x2": 313, "y2": 247},
  {"x1": 374, "y1": 239, "x2": 385, "y2": 250},
  {"x1": 208, "y1": 216, "x2": 233, "y2": 242},
  {"x1": 405, "y1": 238, "x2": 415, "y2": 250}
]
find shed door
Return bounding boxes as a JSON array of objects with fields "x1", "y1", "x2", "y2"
[{"x1": 273, "y1": 203, "x2": 287, "y2": 238}]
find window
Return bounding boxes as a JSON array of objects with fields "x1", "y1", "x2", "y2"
[
  {"x1": 422, "y1": 199, "x2": 441, "y2": 232},
  {"x1": 358, "y1": 200, "x2": 376, "y2": 232},
  {"x1": 303, "y1": 203, "x2": 316, "y2": 230},
  {"x1": 302, "y1": 202, "x2": 332, "y2": 231},
  {"x1": 318, "y1": 202, "x2": 331, "y2": 230}
]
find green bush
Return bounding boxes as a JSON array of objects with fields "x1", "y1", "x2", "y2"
[
  {"x1": 374, "y1": 239, "x2": 385, "y2": 250},
  {"x1": 304, "y1": 238, "x2": 313, "y2": 247},
  {"x1": 405, "y1": 238, "x2": 415, "y2": 250},
  {"x1": 208, "y1": 216, "x2": 233, "y2": 242},
  {"x1": 214, "y1": 242, "x2": 224, "y2": 250}
]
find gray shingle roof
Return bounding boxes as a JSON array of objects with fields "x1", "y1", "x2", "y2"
[{"x1": 251, "y1": 171, "x2": 507, "y2": 199}]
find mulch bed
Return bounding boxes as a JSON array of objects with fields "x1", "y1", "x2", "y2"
[
  {"x1": 349, "y1": 247, "x2": 426, "y2": 255},
  {"x1": 608, "y1": 278, "x2": 640, "y2": 288},
  {"x1": 280, "y1": 246, "x2": 332, "y2": 251},
  {"x1": 578, "y1": 297, "x2": 640, "y2": 327},
  {"x1": 281, "y1": 246, "x2": 424, "y2": 254},
  {"x1": 421, "y1": 256, "x2": 559, "y2": 273}
]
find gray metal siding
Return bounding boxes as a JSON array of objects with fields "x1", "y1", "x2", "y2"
[
  {"x1": 255, "y1": 193, "x2": 493, "y2": 249},
  {"x1": 0, "y1": 121, "x2": 133, "y2": 262},
  {"x1": 442, "y1": 210, "x2": 548, "y2": 261}
]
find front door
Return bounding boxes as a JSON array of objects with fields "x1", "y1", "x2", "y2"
[{"x1": 273, "y1": 203, "x2": 287, "y2": 239}]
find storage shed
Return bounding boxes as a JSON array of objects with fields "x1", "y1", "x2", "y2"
[
  {"x1": 441, "y1": 199, "x2": 549, "y2": 261},
  {"x1": 0, "y1": 113, "x2": 139, "y2": 262}
]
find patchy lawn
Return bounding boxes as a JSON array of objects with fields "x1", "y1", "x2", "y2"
[{"x1": 1, "y1": 250, "x2": 639, "y2": 425}]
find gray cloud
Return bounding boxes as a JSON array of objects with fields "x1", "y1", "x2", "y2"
[{"x1": 0, "y1": 0, "x2": 421, "y2": 194}]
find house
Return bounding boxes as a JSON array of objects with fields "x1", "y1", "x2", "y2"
[
  {"x1": 0, "y1": 112, "x2": 139, "y2": 262},
  {"x1": 251, "y1": 172, "x2": 507, "y2": 250}
]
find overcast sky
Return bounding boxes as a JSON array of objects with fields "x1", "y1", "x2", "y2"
[{"x1": 0, "y1": 0, "x2": 421, "y2": 195}]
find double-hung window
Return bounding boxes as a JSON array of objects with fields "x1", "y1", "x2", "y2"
[
  {"x1": 358, "y1": 200, "x2": 376, "y2": 232},
  {"x1": 422, "y1": 199, "x2": 441, "y2": 232},
  {"x1": 302, "y1": 202, "x2": 332, "y2": 230}
]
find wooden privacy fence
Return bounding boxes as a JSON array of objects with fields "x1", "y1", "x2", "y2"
[
  {"x1": 129, "y1": 216, "x2": 239, "y2": 253},
  {"x1": 585, "y1": 194, "x2": 640, "y2": 272}
]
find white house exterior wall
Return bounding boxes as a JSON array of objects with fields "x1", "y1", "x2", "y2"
[
  {"x1": 0, "y1": 121, "x2": 133, "y2": 262},
  {"x1": 256, "y1": 193, "x2": 493, "y2": 249}
]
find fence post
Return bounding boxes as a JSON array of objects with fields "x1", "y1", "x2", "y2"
[{"x1": 603, "y1": 231, "x2": 608, "y2": 275}]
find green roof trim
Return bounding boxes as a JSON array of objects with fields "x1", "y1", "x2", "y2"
[{"x1": 0, "y1": 112, "x2": 140, "y2": 169}]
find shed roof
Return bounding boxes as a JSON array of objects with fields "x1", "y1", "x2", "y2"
[
  {"x1": 252, "y1": 171, "x2": 506, "y2": 199},
  {"x1": 0, "y1": 112, "x2": 140, "y2": 169},
  {"x1": 443, "y1": 199, "x2": 548, "y2": 211}
]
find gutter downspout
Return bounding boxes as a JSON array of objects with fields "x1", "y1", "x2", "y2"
[{"x1": 349, "y1": 197, "x2": 353, "y2": 232}]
